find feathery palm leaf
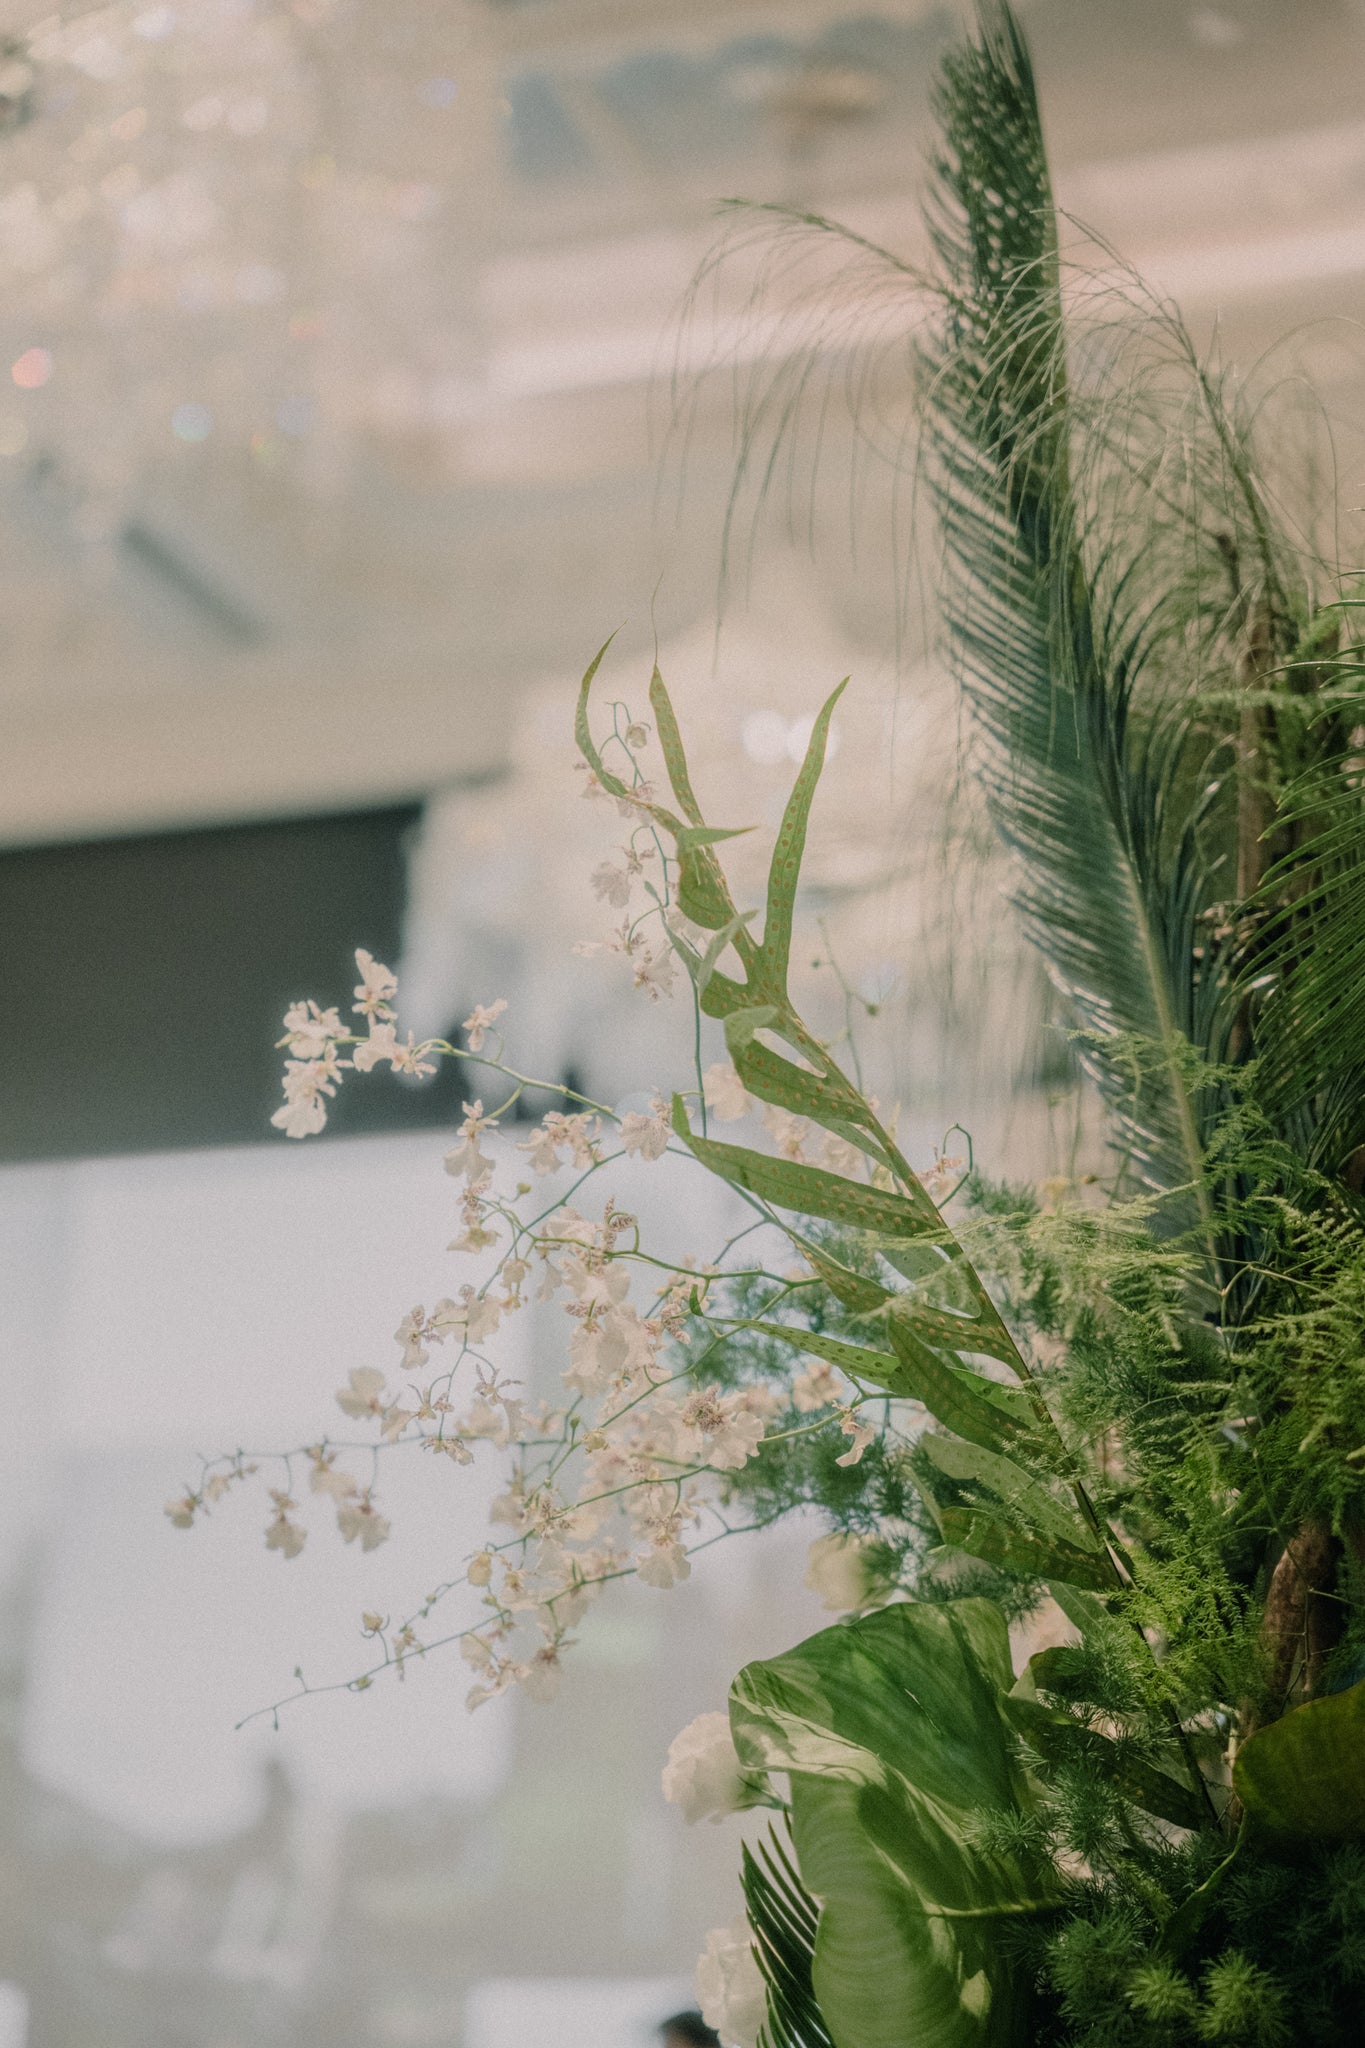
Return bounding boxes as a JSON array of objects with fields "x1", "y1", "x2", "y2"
[
  {"x1": 1244, "y1": 655, "x2": 1365, "y2": 1169},
  {"x1": 742, "y1": 1826, "x2": 834, "y2": 2048},
  {"x1": 682, "y1": 4, "x2": 1344, "y2": 1227},
  {"x1": 917, "y1": 3, "x2": 1230, "y2": 1220}
]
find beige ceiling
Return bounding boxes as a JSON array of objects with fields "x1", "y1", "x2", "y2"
[{"x1": 0, "y1": 0, "x2": 1361, "y2": 845}]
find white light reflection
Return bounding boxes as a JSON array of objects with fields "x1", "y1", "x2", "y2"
[{"x1": 3, "y1": 1131, "x2": 520, "y2": 1843}]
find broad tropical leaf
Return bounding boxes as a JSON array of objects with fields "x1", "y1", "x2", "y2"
[
  {"x1": 731, "y1": 1600, "x2": 1057, "y2": 2048},
  {"x1": 919, "y1": 1432, "x2": 1094, "y2": 1551},
  {"x1": 1233, "y1": 1677, "x2": 1365, "y2": 1844},
  {"x1": 937, "y1": 1507, "x2": 1116, "y2": 1591}
]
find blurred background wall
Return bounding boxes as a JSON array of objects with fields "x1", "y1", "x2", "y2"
[{"x1": 0, "y1": 1, "x2": 1364, "y2": 2042}]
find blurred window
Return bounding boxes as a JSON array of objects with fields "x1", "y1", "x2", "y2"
[{"x1": 0, "y1": 805, "x2": 467, "y2": 1161}]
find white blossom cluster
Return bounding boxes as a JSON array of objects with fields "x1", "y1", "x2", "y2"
[
  {"x1": 163, "y1": 694, "x2": 955, "y2": 2048},
  {"x1": 169, "y1": 699, "x2": 907, "y2": 1731}
]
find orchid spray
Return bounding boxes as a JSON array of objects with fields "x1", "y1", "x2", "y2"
[{"x1": 171, "y1": 652, "x2": 947, "y2": 1732}]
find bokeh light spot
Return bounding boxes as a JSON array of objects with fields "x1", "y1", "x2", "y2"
[
  {"x1": 132, "y1": 6, "x2": 177, "y2": 39},
  {"x1": 171, "y1": 401, "x2": 213, "y2": 443},
  {"x1": 11, "y1": 348, "x2": 52, "y2": 390}
]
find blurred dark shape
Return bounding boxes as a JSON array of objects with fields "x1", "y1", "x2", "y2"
[
  {"x1": 0, "y1": 803, "x2": 470, "y2": 1160},
  {"x1": 659, "y1": 2013, "x2": 720, "y2": 2048},
  {"x1": 0, "y1": 39, "x2": 35, "y2": 134}
]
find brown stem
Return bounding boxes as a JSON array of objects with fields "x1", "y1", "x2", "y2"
[{"x1": 1240, "y1": 1516, "x2": 1342, "y2": 1745}]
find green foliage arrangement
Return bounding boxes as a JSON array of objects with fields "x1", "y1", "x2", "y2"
[
  {"x1": 570, "y1": 652, "x2": 1365, "y2": 2046},
  {"x1": 650, "y1": 4, "x2": 1365, "y2": 2038},
  {"x1": 179, "y1": 7, "x2": 1365, "y2": 2041}
]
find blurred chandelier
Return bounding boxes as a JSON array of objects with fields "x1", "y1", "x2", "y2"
[{"x1": 0, "y1": 0, "x2": 492, "y2": 530}]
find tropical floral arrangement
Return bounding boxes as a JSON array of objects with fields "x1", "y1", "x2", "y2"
[{"x1": 170, "y1": 6, "x2": 1365, "y2": 2043}]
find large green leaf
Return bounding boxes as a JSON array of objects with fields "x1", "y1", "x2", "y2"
[
  {"x1": 938, "y1": 1507, "x2": 1116, "y2": 1592},
  {"x1": 1233, "y1": 1677, "x2": 1365, "y2": 1844},
  {"x1": 882, "y1": 1322, "x2": 1045, "y2": 1457},
  {"x1": 730, "y1": 1601, "x2": 1056, "y2": 2048},
  {"x1": 672, "y1": 1099, "x2": 942, "y2": 1237},
  {"x1": 920, "y1": 1433, "x2": 1092, "y2": 1551}
]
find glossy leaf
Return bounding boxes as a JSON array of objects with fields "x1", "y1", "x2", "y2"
[
  {"x1": 1233, "y1": 1677, "x2": 1365, "y2": 1843},
  {"x1": 939, "y1": 1507, "x2": 1116, "y2": 1592},
  {"x1": 672, "y1": 1099, "x2": 941, "y2": 1237},
  {"x1": 755, "y1": 680, "x2": 848, "y2": 1003},
  {"x1": 887, "y1": 1318, "x2": 1045, "y2": 1455},
  {"x1": 920, "y1": 1434, "x2": 1093, "y2": 1552},
  {"x1": 731, "y1": 1601, "x2": 1055, "y2": 2048}
]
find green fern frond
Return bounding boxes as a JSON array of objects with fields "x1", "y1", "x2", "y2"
[{"x1": 741, "y1": 1826, "x2": 834, "y2": 2048}]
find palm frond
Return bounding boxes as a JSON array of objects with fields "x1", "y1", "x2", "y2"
[
  {"x1": 741, "y1": 1825, "x2": 833, "y2": 2048},
  {"x1": 915, "y1": 2, "x2": 1306, "y2": 1228},
  {"x1": 675, "y1": 2, "x2": 1350, "y2": 1216},
  {"x1": 1244, "y1": 660, "x2": 1365, "y2": 1169}
]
